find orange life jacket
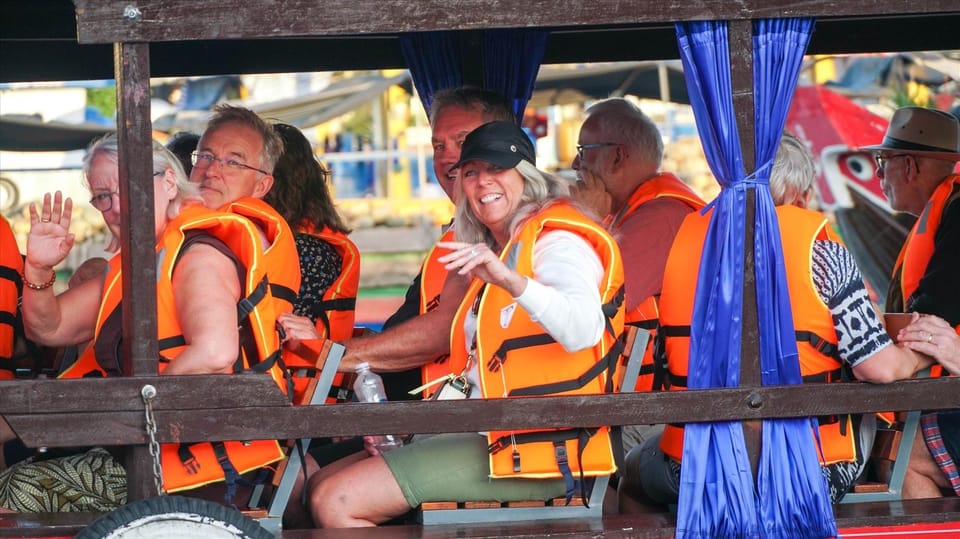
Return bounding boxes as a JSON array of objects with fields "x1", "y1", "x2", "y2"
[
  {"x1": 888, "y1": 173, "x2": 960, "y2": 379},
  {"x1": 447, "y1": 201, "x2": 625, "y2": 486},
  {"x1": 60, "y1": 203, "x2": 299, "y2": 494},
  {"x1": 419, "y1": 227, "x2": 457, "y2": 397},
  {"x1": 284, "y1": 222, "x2": 360, "y2": 404},
  {"x1": 0, "y1": 216, "x2": 23, "y2": 374},
  {"x1": 222, "y1": 198, "x2": 301, "y2": 313},
  {"x1": 658, "y1": 205, "x2": 858, "y2": 465},
  {"x1": 607, "y1": 173, "x2": 705, "y2": 393}
]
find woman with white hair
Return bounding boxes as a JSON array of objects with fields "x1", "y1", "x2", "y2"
[
  {"x1": 3, "y1": 134, "x2": 291, "y2": 512},
  {"x1": 623, "y1": 132, "x2": 935, "y2": 511},
  {"x1": 308, "y1": 121, "x2": 626, "y2": 527}
]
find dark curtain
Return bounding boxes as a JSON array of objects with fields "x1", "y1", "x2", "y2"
[
  {"x1": 483, "y1": 29, "x2": 549, "y2": 120},
  {"x1": 399, "y1": 31, "x2": 463, "y2": 114},
  {"x1": 400, "y1": 29, "x2": 547, "y2": 123}
]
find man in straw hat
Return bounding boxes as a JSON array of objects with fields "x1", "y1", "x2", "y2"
[{"x1": 864, "y1": 106, "x2": 960, "y2": 498}]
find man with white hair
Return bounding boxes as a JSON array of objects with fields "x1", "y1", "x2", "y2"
[
  {"x1": 572, "y1": 97, "x2": 705, "y2": 457},
  {"x1": 620, "y1": 132, "x2": 935, "y2": 512}
]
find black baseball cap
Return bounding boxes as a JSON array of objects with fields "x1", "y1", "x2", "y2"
[{"x1": 451, "y1": 121, "x2": 536, "y2": 170}]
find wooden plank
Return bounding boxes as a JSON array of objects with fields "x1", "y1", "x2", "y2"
[
  {"x1": 549, "y1": 496, "x2": 585, "y2": 506},
  {"x1": 420, "y1": 502, "x2": 459, "y2": 511},
  {"x1": 0, "y1": 375, "x2": 288, "y2": 414},
  {"x1": 505, "y1": 500, "x2": 545, "y2": 508},
  {"x1": 72, "y1": 1, "x2": 959, "y2": 44},
  {"x1": 6, "y1": 377, "x2": 959, "y2": 448},
  {"x1": 114, "y1": 41, "x2": 158, "y2": 378},
  {"x1": 729, "y1": 18, "x2": 762, "y2": 478},
  {"x1": 852, "y1": 482, "x2": 890, "y2": 493},
  {"x1": 462, "y1": 501, "x2": 502, "y2": 509},
  {"x1": 5, "y1": 11, "x2": 960, "y2": 83}
]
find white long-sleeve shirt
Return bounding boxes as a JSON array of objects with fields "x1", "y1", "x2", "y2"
[{"x1": 463, "y1": 229, "x2": 606, "y2": 397}]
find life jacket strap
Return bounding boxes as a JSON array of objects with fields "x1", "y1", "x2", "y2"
[
  {"x1": 307, "y1": 296, "x2": 357, "y2": 337},
  {"x1": 553, "y1": 441, "x2": 578, "y2": 505},
  {"x1": 601, "y1": 286, "x2": 625, "y2": 338},
  {"x1": 507, "y1": 339, "x2": 620, "y2": 397},
  {"x1": 0, "y1": 265, "x2": 20, "y2": 284},
  {"x1": 796, "y1": 330, "x2": 841, "y2": 361},
  {"x1": 488, "y1": 333, "x2": 556, "y2": 372},
  {"x1": 269, "y1": 283, "x2": 299, "y2": 306},
  {"x1": 177, "y1": 444, "x2": 201, "y2": 476},
  {"x1": 627, "y1": 319, "x2": 658, "y2": 330},
  {"x1": 212, "y1": 441, "x2": 242, "y2": 506},
  {"x1": 158, "y1": 335, "x2": 186, "y2": 352}
]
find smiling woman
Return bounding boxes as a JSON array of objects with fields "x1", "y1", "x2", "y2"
[{"x1": 306, "y1": 120, "x2": 627, "y2": 528}]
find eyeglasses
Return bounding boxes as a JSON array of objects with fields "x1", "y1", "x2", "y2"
[
  {"x1": 191, "y1": 151, "x2": 269, "y2": 175},
  {"x1": 576, "y1": 142, "x2": 619, "y2": 161},
  {"x1": 874, "y1": 153, "x2": 908, "y2": 170},
  {"x1": 89, "y1": 191, "x2": 118, "y2": 212},
  {"x1": 89, "y1": 171, "x2": 164, "y2": 211}
]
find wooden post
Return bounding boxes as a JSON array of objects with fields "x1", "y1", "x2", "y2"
[
  {"x1": 114, "y1": 40, "x2": 159, "y2": 500},
  {"x1": 728, "y1": 19, "x2": 761, "y2": 477}
]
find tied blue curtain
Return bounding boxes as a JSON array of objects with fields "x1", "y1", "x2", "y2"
[
  {"x1": 675, "y1": 18, "x2": 836, "y2": 538},
  {"x1": 482, "y1": 29, "x2": 549, "y2": 120},
  {"x1": 752, "y1": 18, "x2": 836, "y2": 539},
  {"x1": 674, "y1": 21, "x2": 757, "y2": 537},
  {"x1": 399, "y1": 32, "x2": 463, "y2": 114}
]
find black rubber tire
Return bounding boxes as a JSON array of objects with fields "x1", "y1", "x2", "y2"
[{"x1": 75, "y1": 496, "x2": 273, "y2": 539}]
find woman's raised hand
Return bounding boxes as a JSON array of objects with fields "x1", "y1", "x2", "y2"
[
  {"x1": 26, "y1": 191, "x2": 75, "y2": 270},
  {"x1": 437, "y1": 241, "x2": 527, "y2": 297}
]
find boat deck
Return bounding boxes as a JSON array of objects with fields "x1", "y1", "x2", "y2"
[{"x1": 3, "y1": 497, "x2": 959, "y2": 538}]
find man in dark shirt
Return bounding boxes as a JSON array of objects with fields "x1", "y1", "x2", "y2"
[
  {"x1": 865, "y1": 106, "x2": 960, "y2": 498},
  {"x1": 342, "y1": 88, "x2": 515, "y2": 400}
]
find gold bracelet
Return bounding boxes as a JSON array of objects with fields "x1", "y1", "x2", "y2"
[{"x1": 21, "y1": 270, "x2": 56, "y2": 290}]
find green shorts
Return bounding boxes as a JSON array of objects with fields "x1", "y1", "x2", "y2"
[{"x1": 382, "y1": 432, "x2": 566, "y2": 507}]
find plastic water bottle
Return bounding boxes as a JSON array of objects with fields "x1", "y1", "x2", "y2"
[{"x1": 353, "y1": 362, "x2": 403, "y2": 453}]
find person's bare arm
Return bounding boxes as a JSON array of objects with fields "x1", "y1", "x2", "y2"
[
  {"x1": 852, "y1": 342, "x2": 934, "y2": 384},
  {"x1": 22, "y1": 192, "x2": 104, "y2": 346},
  {"x1": 163, "y1": 243, "x2": 241, "y2": 375},
  {"x1": 339, "y1": 271, "x2": 469, "y2": 372}
]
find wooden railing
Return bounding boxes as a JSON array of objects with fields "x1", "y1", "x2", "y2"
[{"x1": 3, "y1": 375, "x2": 958, "y2": 450}]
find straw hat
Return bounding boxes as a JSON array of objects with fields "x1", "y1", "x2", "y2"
[{"x1": 861, "y1": 107, "x2": 960, "y2": 162}]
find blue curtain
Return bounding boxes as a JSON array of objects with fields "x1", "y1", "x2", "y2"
[
  {"x1": 483, "y1": 29, "x2": 549, "y2": 120},
  {"x1": 675, "y1": 18, "x2": 836, "y2": 538},
  {"x1": 674, "y1": 22, "x2": 758, "y2": 537},
  {"x1": 752, "y1": 18, "x2": 836, "y2": 538},
  {"x1": 399, "y1": 31, "x2": 463, "y2": 113}
]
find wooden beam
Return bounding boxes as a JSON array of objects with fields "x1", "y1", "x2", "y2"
[
  {"x1": 0, "y1": 376, "x2": 288, "y2": 415},
  {"x1": 72, "y1": 1, "x2": 959, "y2": 44},
  {"x1": 728, "y1": 18, "x2": 762, "y2": 477},
  {"x1": 5, "y1": 377, "x2": 958, "y2": 448},
  {"x1": 114, "y1": 42, "x2": 158, "y2": 377}
]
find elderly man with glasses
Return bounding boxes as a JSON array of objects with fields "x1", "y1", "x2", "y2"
[
  {"x1": 864, "y1": 106, "x2": 960, "y2": 500},
  {"x1": 571, "y1": 98, "x2": 706, "y2": 481}
]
